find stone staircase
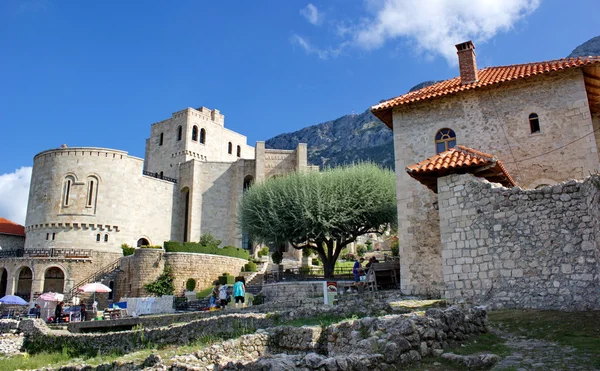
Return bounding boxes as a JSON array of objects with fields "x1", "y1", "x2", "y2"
[{"x1": 64, "y1": 257, "x2": 122, "y2": 308}]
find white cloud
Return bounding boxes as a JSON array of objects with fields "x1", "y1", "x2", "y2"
[
  {"x1": 0, "y1": 167, "x2": 32, "y2": 225},
  {"x1": 353, "y1": 0, "x2": 540, "y2": 64},
  {"x1": 300, "y1": 3, "x2": 323, "y2": 25},
  {"x1": 291, "y1": 34, "x2": 347, "y2": 60}
]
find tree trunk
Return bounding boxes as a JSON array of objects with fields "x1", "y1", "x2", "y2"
[{"x1": 323, "y1": 258, "x2": 335, "y2": 278}]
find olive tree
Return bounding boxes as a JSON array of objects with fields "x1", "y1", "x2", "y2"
[{"x1": 239, "y1": 163, "x2": 397, "y2": 277}]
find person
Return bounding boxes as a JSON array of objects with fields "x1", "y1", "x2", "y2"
[
  {"x1": 365, "y1": 256, "x2": 379, "y2": 269},
  {"x1": 54, "y1": 301, "x2": 64, "y2": 323},
  {"x1": 34, "y1": 304, "x2": 41, "y2": 319},
  {"x1": 218, "y1": 283, "x2": 229, "y2": 309},
  {"x1": 209, "y1": 282, "x2": 220, "y2": 308},
  {"x1": 353, "y1": 257, "x2": 365, "y2": 283},
  {"x1": 80, "y1": 303, "x2": 87, "y2": 321},
  {"x1": 233, "y1": 277, "x2": 246, "y2": 309}
]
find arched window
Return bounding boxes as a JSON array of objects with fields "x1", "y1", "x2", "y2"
[
  {"x1": 236, "y1": 145, "x2": 241, "y2": 157},
  {"x1": 192, "y1": 126, "x2": 199, "y2": 141},
  {"x1": 86, "y1": 177, "x2": 98, "y2": 207},
  {"x1": 104, "y1": 234, "x2": 109, "y2": 242},
  {"x1": 200, "y1": 128, "x2": 206, "y2": 144},
  {"x1": 96, "y1": 234, "x2": 101, "y2": 242},
  {"x1": 63, "y1": 176, "x2": 74, "y2": 206},
  {"x1": 435, "y1": 128, "x2": 457, "y2": 154},
  {"x1": 529, "y1": 113, "x2": 540, "y2": 133},
  {"x1": 159, "y1": 132, "x2": 164, "y2": 146},
  {"x1": 137, "y1": 238, "x2": 149, "y2": 247},
  {"x1": 228, "y1": 142, "x2": 233, "y2": 154},
  {"x1": 177, "y1": 126, "x2": 183, "y2": 141}
]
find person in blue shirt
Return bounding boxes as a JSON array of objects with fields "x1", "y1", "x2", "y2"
[
  {"x1": 353, "y1": 257, "x2": 365, "y2": 283},
  {"x1": 233, "y1": 277, "x2": 246, "y2": 308}
]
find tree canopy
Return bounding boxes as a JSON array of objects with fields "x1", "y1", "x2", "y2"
[{"x1": 239, "y1": 163, "x2": 397, "y2": 276}]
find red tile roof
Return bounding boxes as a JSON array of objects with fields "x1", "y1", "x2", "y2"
[
  {"x1": 0, "y1": 217, "x2": 25, "y2": 236},
  {"x1": 372, "y1": 56, "x2": 600, "y2": 127},
  {"x1": 406, "y1": 146, "x2": 516, "y2": 193}
]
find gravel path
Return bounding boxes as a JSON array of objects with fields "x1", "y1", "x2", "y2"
[{"x1": 491, "y1": 330, "x2": 599, "y2": 371}]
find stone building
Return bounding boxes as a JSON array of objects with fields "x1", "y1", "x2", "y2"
[
  {"x1": 0, "y1": 218, "x2": 26, "y2": 297},
  {"x1": 0, "y1": 106, "x2": 314, "y2": 301},
  {"x1": 371, "y1": 41, "x2": 600, "y2": 296}
]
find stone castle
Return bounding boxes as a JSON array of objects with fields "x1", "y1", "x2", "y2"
[{"x1": 1, "y1": 106, "x2": 314, "y2": 301}]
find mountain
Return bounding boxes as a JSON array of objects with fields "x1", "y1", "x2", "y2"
[
  {"x1": 265, "y1": 110, "x2": 394, "y2": 169},
  {"x1": 568, "y1": 35, "x2": 600, "y2": 58}
]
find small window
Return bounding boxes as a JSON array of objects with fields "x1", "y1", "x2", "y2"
[
  {"x1": 177, "y1": 126, "x2": 183, "y2": 141},
  {"x1": 236, "y1": 145, "x2": 241, "y2": 157},
  {"x1": 96, "y1": 234, "x2": 101, "y2": 242},
  {"x1": 228, "y1": 142, "x2": 232, "y2": 154},
  {"x1": 159, "y1": 132, "x2": 164, "y2": 146},
  {"x1": 434, "y1": 128, "x2": 457, "y2": 154},
  {"x1": 87, "y1": 178, "x2": 97, "y2": 207},
  {"x1": 63, "y1": 177, "x2": 73, "y2": 206},
  {"x1": 52, "y1": 233, "x2": 56, "y2": 241},
  {"x1": 104, "y1": 234, "x2": 109, "y2": 242},
  {"x1": 46, "y1": 233, "x2": 49, "y2": 241},
  {"x1": 200, "y1": 128, "x2": 206, "y2": 144},
  {"x1": 192, "y1": 126, "x2": 198, "y2": 141},
  {"x1": 529, "y1": 113, "x2": 540, "y2": 133}
]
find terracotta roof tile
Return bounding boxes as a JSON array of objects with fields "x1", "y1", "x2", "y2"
[
  {"x1": 406, "y1": 146, "x2": 516, "y2": 193},
  {"x1": 372, "y1": 56, "x2": 600, "y2": 127},
  {"x1": 0, "y1": 217, "x2": 25, "y2": 236}
]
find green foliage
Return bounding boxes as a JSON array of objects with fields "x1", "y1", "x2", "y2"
[
  {"x1": 299, "y1": 266, "x2": 311, "y2": 275},
  {"x1": 144, "y1": 266, "x2": 175, "y2": 297},
  {"x1": 218, "y1": 273, "x2": 235, "y2": 285},
  {"x1": 391, "y1": 239, "x2": 399, "y2": 257},
  {"x1": 164, "y1": 241, "x2": 249, "y2": 260},
  {"x1": 312, "y1": 258, "x2": 321, "y2": 266},
  {"x1": 271, "y1": 251, "x2": 283, "y2": 264},
  {"x1": 339, "y1": 247, "x2": 352, "y2": 260},
  {"x1": 239, "y1": 163, "x2": 396, "y2": 276},
  {"x1": 257, "y1": 246, "x2": 270, "y2": 257},
  {"x1": 141, "y1": 245, "x2": 162, "y2": 249},
  {"x1": 199, "y1": 233, "x2": 221, "y2": 248},
  {"x1": 356, "y1": 244, "x2": 367, "y2": 257},
  {"x1": 244, "y1": 261, "x2": 257, "y2": 272},
  {"x1": 252, "y1": 293, "x2": 264, "y2": 305},
  {"x1": 365, "y1": 240, "x2": 373, "y2": 251},
  {"x1": 302, "y1": 248, "x2": 313, "y2": 258},
  {"x1": 196, "y1": 286, "x2": 214, "y2": 299},
  {"x1": 121, "y1": 244, "x2": 135, "y2": 256},
  {"x1": 185, "y1": 278, "x2": 197, "y2": 292}
]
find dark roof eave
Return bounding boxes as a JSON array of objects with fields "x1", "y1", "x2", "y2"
[{"x1": 371, "y1": 108, "x2": 393, "y2": 129}]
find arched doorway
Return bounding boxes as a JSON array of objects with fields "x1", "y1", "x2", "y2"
[
  {"x1": 15, "y1": 267, "x2": 33, "y2": 301},
  {"x1": 43, "y1": 267, "x2": 65, "y2": 293},
  {"x1": 137, "y1": 238, "x2": 150, "y2": 247},
  {"x1": 243, "y1": 175, "x2": 254, "y2": 192},
  {"x1": 0, "y1": 268, "x2": 7, "y2": 298}
]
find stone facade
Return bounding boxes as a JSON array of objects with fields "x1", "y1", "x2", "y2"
[
  {"x1": 392, "y1": 69, "x2": 600, "y2": 296},
  {"x1": 1, "y1": 105, "x2": 311, "y2": 302},
  {"x1": 0, "y1": 234, "x2": 24, "y2": 252},
  {"x1": 116, "y1": 248, "x2": 248, "y2": 298},
  {"x1": 438, "y1": 174, "x2": 600, "y2": 310}
]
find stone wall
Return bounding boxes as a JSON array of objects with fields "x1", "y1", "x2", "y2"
[
  {"x1": 438, "y1": 174, "x2": 600, "y2": 309},
  {"x1": 0, "y1": 234, "x2": 24, "y2": 251},
  {"x1": 392, "y1": 69, "x2": 600, "y2": 296},
  {"x1": 116, "y1": 248, "x2": 247, "y2": 298}
]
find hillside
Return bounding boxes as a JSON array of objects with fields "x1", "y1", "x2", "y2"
[{"x1": 568, "y1": 35, "x2": 600, "y2": 57}]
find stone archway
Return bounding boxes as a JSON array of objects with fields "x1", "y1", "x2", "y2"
[
  {"x1": 15, "y1": 266, "x2": 33, "y2": 301},
  {"x1": 0, "y1": 268, "x2": 7, "y2": 297},
  {"x1": 137, "y1": 238, "x2": 150, "y2": 247},
  {"x1": 43, "y1": 267, "x2": 65, "y2": 293}
]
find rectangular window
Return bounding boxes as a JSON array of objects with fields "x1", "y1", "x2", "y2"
[
  {"x1": 64, "y1": 180, "x2": 71, "y2": 206},
  {"x1": 52, "y1": 233, "x2": 56, "y2": 240},
  {"x1": 46, "y1": 233, "x2": 49, "y2": 240},
  {"x1": 87, "y1": 181, "x2": 94, "y2": 206}
]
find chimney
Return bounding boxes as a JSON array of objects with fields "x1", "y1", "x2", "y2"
[{"x1": 455, "y1": 41, "x2": 478, "y2": 84}]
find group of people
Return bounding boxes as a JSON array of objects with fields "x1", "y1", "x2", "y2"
[
  {"x1": 52, "y1": 301, "x2": 87, "y2": 323},
  {"x1": 352, "y1": 256, "x2": 380, "y2": 283},
  {"x1": 209, "y1": 276, "x2": 246, "y2": 309}
]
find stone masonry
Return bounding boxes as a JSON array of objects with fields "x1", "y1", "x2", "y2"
[{"x1": 438, "y1": 174, "x2": 600, "y2": 309}]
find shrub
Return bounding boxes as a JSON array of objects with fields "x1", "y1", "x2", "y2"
[
  {"x1": 141, "y1": 245, "x2": 162, "y2": 249},
  {"x1": 356, "y1": 244, "x2": 367, "y2": 257},
  {"x1": 271, "y1": 251, "x2": 283, "y2": 265},
  {"x1": 391, "y1": 239, "x2": 399, "y2": 257},
  {"x1": 199, "y1": 233, "x2": 221, "y2": 248},
  {"x1": 185, "y1": 278, "x2": 197, "y2": 292},
  {"x1": 163, "y1": 241, "x2": 249, "y2": 260},
  {"x1": 366, "y1": 240, "x2": 373, "y2": 251},
  {"x1": 339, "y1": 247, "x2": 351, "y2": 260},
  {"x1": 302, "y1": 248, "x2": 313, "y2": 258},
  {"x1": 299, "y1": 266, "x2": 311, "y2": 275},
  {"x1": 257, "y1": 247, "x2": 270, "y2": 257},
  {"x1": 144, "y1": 266, "x2": 175, "y2": 297},
  {"x1": 312, "y1": 258, "x2": 321, "y2": 266},
  {"x1": 244, "y1": 261, "x2": 257, "y2": 272},
  {"x1": 121, "y1": 244, "x2": 135, "y2": 256},
  {"x1": 218, "y1": 273, "x2": 235, "y2": 285}
]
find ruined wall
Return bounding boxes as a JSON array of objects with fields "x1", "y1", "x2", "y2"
[{"x1": 438, "y1": 174, "x2": 600, "y2": 310}]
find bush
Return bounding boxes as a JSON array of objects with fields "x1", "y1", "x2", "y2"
[
  {"x1": 257, "y1": 247, "x2": 270, "y2": 257},
  {"x1": 163, "y1": 241, "x2": 249, "y2": 260},
  {"x1": 299, "y1": 266, "x2": 311, "y2": 275},
  {"x1": 218, "y1": 273, "x2": 235, "y2": 285},
  {"x1": 366, "y1": 240, "x2": 373, "y2": 251},
  {"x1": 271, "y1": 251, "x2": 283, "y2": 265},
  {"x1": 144, "y1": 266, "x2": 175, "y2": 297},
  {"x1": 121, "y1": 244, "x2": 135, "y2": 256},
  {"x1": 141, "y1": 245, "x2": 162, "y2": 249},
  {"x1": 312, "y1": 258, "x2": 321, "y2": 266},
  {"x1": 199, "y1": 233, "x2": 221, "y2": 248},
  {"x1": 339, "y1": 247, "x2": 351, "y2": 260},
  {"x1": 185, "y1": 278, "x2": 197, "y2": 292},
  {"x1": 244, "y1": 261, "x2": 257, "y2": 272},
  {"x1": 356, "y1": 244, "x2": 367, "y2": 257},
  {"x1": 302, "y1": 248, "x2": 313, "y2": 258},
  {"x1": 391, "y1": 239, "x2": 399, "y2": 257}
]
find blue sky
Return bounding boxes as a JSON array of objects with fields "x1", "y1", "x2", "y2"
[{"x1": 1, "y1": 0, "x2": 599, "y2": 224}]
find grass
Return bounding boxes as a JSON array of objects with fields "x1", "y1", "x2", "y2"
[
  {"x1": 281, "y1": 313, "x2": 360, "y2": 327},
  {"x1": 195, "y1": 286, "x2": 214, "y2": 299}
]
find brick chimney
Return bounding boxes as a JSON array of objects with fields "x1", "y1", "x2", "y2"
[{"x1": 455, "y1": 41, "x2": 478, "y2": 84}]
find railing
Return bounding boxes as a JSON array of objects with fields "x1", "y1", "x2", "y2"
[
  {"x1": 64, "y1": 257, "x2": 122, "y2": 302},
  {"x1": 264, "y1": 267, "x2": 354, "y2": 284},
  {"x1": 142, "y1": 170, "x2": 177, "y2": 183},
  {"x1": 0, "y1": 249, "x2": 24, "y2": 258},
  {"x1": 23, "y1": 248, "x2": 92, "y2": 259}
]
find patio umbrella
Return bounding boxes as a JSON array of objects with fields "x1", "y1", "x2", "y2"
[
  {"x1": 38, "y1": 292, "x2": 64, "y2": 302},
  {"x1": 78, "y1": 282, "x2": 111, "y2": 303},
  {"x1": 0, "y1": 295, "x2": 27, "y2": 306}
]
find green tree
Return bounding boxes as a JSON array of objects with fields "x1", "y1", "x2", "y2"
[
  {"x1": 199, "y1": 233, "x2": 221, "y2": 248},
  {"x1": 239, "y1": 163, "x2": 396, "y2": 277}
]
